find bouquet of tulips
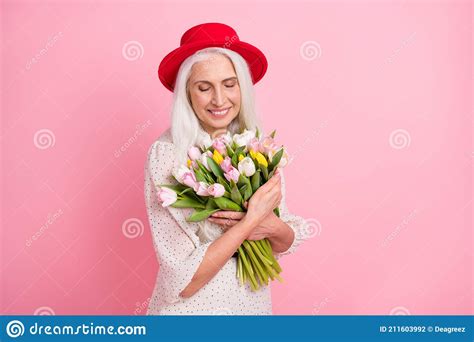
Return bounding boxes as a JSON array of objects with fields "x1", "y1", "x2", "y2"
[{"x1": 156, "y1": 128, "x2": 289, "y2": 291}]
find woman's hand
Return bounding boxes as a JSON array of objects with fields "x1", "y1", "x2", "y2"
[
  {"x1": 245, "y1": 168, "x2": 282, "y2": 226},
  {"x1": 208, "y1": 168, "x2": 282, "y2": 238},
  {"x1": 208, "y1": 210, "x2": 280, "y2": 240}
]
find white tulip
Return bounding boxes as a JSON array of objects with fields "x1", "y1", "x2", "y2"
[
  {"x1": 232, "y1": 129, "x2": 256, "y2": 147},
  {"x1": 238, "y1": 157, "x2": 256, "y2": 177}
]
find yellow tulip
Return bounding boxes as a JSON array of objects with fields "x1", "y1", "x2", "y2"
[
  {"x1": 213, "y1": 149, "x2": 224, "y2": 164},
  {"x1": 238, "y1": 154, "x2": 244, "y2": 162},
  {"x1": 255, "y1": 152, "x2": 268, "y2": 168},
  {"x1": 187, "y1": 159, "x2": 192, "y2": 167},
  {"x1": 249, "y1": 150, "x2": 257, "y2": 160}
]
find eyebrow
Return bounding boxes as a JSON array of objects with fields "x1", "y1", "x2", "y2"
[{"x1": 193, "y1": 77, "x2": 238, "y2": 85}]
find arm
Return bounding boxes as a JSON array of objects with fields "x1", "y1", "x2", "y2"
[
  {"x1": 272, "y1": 169, "x2": 309, "y2": 258},
  {"x1": 179, "y1": 215, "x2": 257, "y2": 298},
  {"x1": 264, "y1": 214, "x2": 295, "y2": 254}
]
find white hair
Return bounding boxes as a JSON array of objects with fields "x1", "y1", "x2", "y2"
[{"x1": 170, "y1": 47, "x2": 261, "y2": 165}]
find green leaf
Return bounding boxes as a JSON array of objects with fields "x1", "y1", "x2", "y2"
[
  {"x1": 178, "y1": 187, "x2": 194, "y2": 196},
  {"x1": 273, "y1": 207, "x2": 280, "y2": 217},
  {"x1": 261, "y1": 165, "x2": 268, "y2": 181},
  {"x1": 159, "y1": 184, "x2": 186, "y2": 192},
  {"x1": 186, "y1": 208, "x2": 220, "y2": 222},
  {"x1": 196, "y1": 160, "x2": 214, "y2": 181},
  {"x1": 270, "y1": 129, "x2": 276, "y2": 139},
  {"x1": 183, "y1": 188, "x2": 205, "y2": 204},
  {"x1": 251, "y1": 171, "x2": 261, "y2": 193},
  {"x1": 256, "y1": 127, "x2": 260, "y2": 139},
  {"x1": 205, "y1": 198, "x2": 218, "y2": 210},
  {"x1": 214, "y1": 197, "x2": 243, "y2": 211},
  {"x1": 237, "y1": 174, "x2": 246, "y2": 188},
  {"x1": 269, "y1": 148, "x2": 284, "y2": 170},
  {"x1": 170, "y1": 197, "x2": 206, "y2": 209},
  {"x1": 225, "y1": 144, "x2": 234, "y2": 157},
  {"x1": 242, "y1": 184, "x2": 253, "y2": 201},
  {"x1": 231, "y1": 182, "x2": 243, "y2": 205},
  {"x1": 194, "y1": 169, "x2": 207, "y2": 182},
  {"x1": 207, "y1": 156, "x2": 224, "y2": 178},
  {"x1": 234, "y1": 145, "x2": 246, "y2": 155},
  {"x1": 231, "y1": 153, "x2": 238, "y2": 168}
]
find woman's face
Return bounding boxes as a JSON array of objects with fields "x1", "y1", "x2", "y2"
[{"x1": 187, "y1": 54, "x2": 241, "y2": 138}]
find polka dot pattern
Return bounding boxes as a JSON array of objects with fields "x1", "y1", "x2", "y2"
[{"x1": 144, "y1": 128, "x2": 308, "y2": 315}]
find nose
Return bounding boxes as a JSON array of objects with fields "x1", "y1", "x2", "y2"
[{"x1": 211, "y1": 87, "x2": 225, "y2": 107}]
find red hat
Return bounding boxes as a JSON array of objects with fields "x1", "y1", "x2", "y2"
[{"x1": 158, "y1": 22, "x2": 268, "y2": 92}]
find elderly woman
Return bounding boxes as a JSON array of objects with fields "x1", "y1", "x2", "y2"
[{"x1": 145, "y1": 23, "x2": 308, "y2": 315}]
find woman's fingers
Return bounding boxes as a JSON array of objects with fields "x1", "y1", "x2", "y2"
[
  {"x1": 257, "y1": 173, "x2": 281, "y2": 195},
  {"x1": 211, "y1": 211, "x2": 245, "y2": 220},
  {"x1": 208, "y1": 217, "x2": 238, "y2": 229}
]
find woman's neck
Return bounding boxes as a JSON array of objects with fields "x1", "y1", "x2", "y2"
[{"x1": 203, "y1": 126, "x2": 228, "y2": 140}]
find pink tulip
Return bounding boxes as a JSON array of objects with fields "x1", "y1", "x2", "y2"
[
  {"x1": 248, "y1": 137, "x2": 262, "y2": 152},
  {"x1": 220, "y1": 156, "x2": 234, "y2": 173},
  {"x1": 193, "y1": 182, "x2": 210, "y2": 196},
  {"x1": 212, "y1": 138, "x2": 227, "y2": 155},
  {"x1": 182, "y1": 171, "x2": 197, "y2": 189},
  {"x1": 207, "y1": 183, "x2": 225, "y2": 198},
  {"x1": 157, "y1": 187, "x2": 177, "y2": 207},
  {"x1": 260, "y1": 136, "x2": 276, "y2": 154},
  {"x1": 187, "y1": 146, "x2": 201, "y2": 161},
  {"x1": 224, "y1": 167, "x2": 240, "y2": 183}
]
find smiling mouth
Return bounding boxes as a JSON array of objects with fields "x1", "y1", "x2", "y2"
[{"x1": 207, "y1": 107, "x2": 231, "y2": 116}]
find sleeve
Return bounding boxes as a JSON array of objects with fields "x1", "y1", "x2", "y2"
[
  {"x1": 144, "y1": 140, "x2": 213, "y2": 304},
  {"x1": 273, "y1": 168, "x2": 310, "y2": 259}
]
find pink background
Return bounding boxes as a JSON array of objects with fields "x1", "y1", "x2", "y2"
[{"x1": 1, "y1": 0, "x2": 471, "y2": 315}]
